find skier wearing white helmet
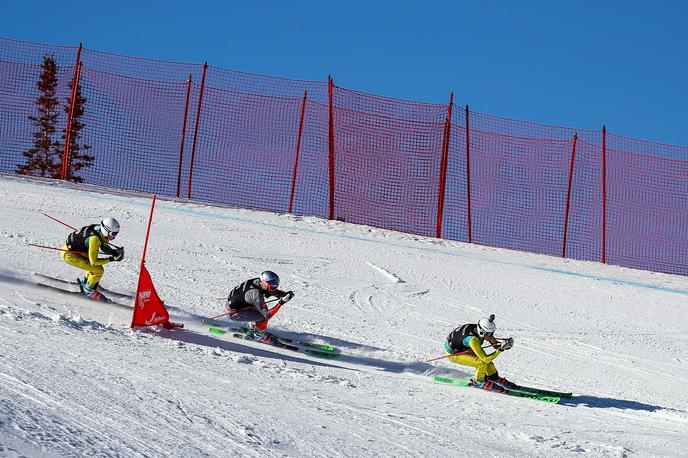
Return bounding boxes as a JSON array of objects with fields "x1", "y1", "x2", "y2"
[
  {"x1": 61, "y1": 217, "x2": 124, "y2": 301},
  {"x1": 444, "y1": 314, "x2": 515, "y2": 392},
  {"x1": 224, "y1": 270, "x2": 294, "y2": 336}
]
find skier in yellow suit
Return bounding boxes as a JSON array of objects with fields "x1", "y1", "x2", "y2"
[
  {"x1": 444, "y1": 314, "x2": 515, "y2": 392},
  {"x1": 61, "y1": 217, "x2": 124, "y2": 301}
]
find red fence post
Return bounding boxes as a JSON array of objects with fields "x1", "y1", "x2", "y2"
[
  {"x1": 465, "y1": 105, "x2": 473, "y2": 243},
  {"x1": 140, "y1": 194, "x2": 157, "y2": 265},
  {"x1": 601, "y1": 125, "x2": 607, "y2": 263},
  {"x1": 188, "y1": 62, "x2": 207, "y2": 199},
  {"x1": 289, "y1": 90, "x2": 308, "y2": 214},
  {"x1": 435, "y1": 92, "x2": 454, "y2": 238},
  {"x1": 177, "y1": 74, "x2": 192, "y2": 198},
  {"x1": 562, "y1": 133, "x2": 578, "y2": 257},
  {"x1": 328, "y1": 76, "x2": 335, "y2": 220},
  {"x1": 62, "y1": 43, "x2": 82, "y2": 180}
]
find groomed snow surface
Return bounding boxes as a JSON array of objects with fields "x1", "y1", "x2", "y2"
[{"x1": 1, "y1": 175, "x2": 687, "y2": 457}]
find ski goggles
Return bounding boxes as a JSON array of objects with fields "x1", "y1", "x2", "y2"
[
  {"x1": 260, "y1": 278, "x2": 279, "y2": 291},
  {"x1": 101, "y1": 225, "x2": 119, "y2": 240}
]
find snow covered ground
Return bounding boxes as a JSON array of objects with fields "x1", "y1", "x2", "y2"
[{"x1": 1, "y1": 175, "x2": 687, "y2": 457}]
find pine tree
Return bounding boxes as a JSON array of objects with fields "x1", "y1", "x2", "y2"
[
  {"x1": 57, "y1": 64, "x2": 93, "y2": 183},
  {"x1": 16, "y1": 55, "x2": 62, "y2": 178}
]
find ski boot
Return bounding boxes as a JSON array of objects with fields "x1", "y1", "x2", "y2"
[
  {"x1": 486, "y1": 373, "x2": 517, "y2": 390},
  {"x1": 244, "y1": 322, "x2": 271, "y2": 343},
  {"x1": 77, "y1": 278, "x2": 104, "y2": 302},
  {"x1": 469, "y1": 378, "x2": 506, "y2": 393}
]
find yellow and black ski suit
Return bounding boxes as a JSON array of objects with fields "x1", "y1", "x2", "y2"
[
  {"x1": 61, "y1": 224, "x2": 113, "y2": 289},
  {"x1": 445, "y1": 323, "x2": 502, "y2": 381}
]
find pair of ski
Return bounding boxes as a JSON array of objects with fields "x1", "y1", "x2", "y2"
[
  {"x1": 33, "y1": 273, "x2": 133, "y2": 305},
  {"x1": 433, "y1": 375, "x2": 571, "y2": 404},
  {"x1": 203, "y1": 320, "x2": 341, "y2": 360}
]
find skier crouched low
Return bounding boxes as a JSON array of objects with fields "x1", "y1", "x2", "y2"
[
  {"x1": 61, "y1": 217, "x2": 124, "y2": 301},
  {"x1": 444, "y1": 315, "x2": 515, "y2": 392},
  {"x1": 225, "y1": 270, "x2": 294, "y2": 337}
]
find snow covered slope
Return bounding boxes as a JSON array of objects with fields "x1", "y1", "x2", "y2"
[{"x1": 1, "y1": 175, "x2": 687, "y2": 457}]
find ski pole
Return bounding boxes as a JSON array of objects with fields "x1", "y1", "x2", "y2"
[
  {"x1": 204, "y1": 310, "x2": 238, "y2": 321},
  {"x1": 105, "y1": 241, "x2": 123, "y2": 250},
  {"x1": 213, "y1": 297, "x2": 280, "y2": 304},
  {"x1": 29, "y1": 243, "x2": 87, "y2": 255},
  {"x1": 425, "y1": 350, "x2": 471, "y2": 362},
  {"x1": 425, "y1": 343, "x2": 495, "y2": 363},
  {"x1": 42, "y1": 213, "x2": 123, "y2": 250},
  {"x1": 42, "y1": 213, "x2": 76, "y2": 230},
  {"x1": 205, "y1": 298, "x2": 280, "y2": 321},
  {"x1": 204, "y1": 307, "x2": 255, "y2": 321}
]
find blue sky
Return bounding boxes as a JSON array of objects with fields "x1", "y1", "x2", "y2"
[{"x1": 3, "y1": 0, "x2": 687, "y2": 146}]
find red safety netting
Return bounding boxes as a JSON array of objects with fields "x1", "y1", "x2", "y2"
[
  {"x1": 563, "y1": 140, "x2": 604, "y2": 263},
  {"x1": 469, "y1": 109, "x2": 600, "y2": 145},
  {"x1": 2, "y1": 36, "x2": 687, "y2": 276},
  {"x1": 81, "y1": 47, "x2": 204, "y2": 84},
  {"x1": 206, "y1": 65, "x2": 328, "y2": 103},
  {"x1": 0, "y1": 61, "x2": 74, "y2": 175},
  {"x1": 0, "y1": 38, "x2": 79, "y2": 175},
  {"x1": 0, "y1": 36, "x2": 77, "y2": 67},
  {"x1": 607, "y1": 131, "x2": 688, "y2": 160},
  {"x1": 439, "y1": 107, "x2": 469, "y2": 242},
  {"x1": 468, "y1": 129, "x2": 573, "y2": 256},
  {"x1": 186, "y1": 85, "x2": 304, "y2": 211},
  {"x1": 288, "y1": 99, "x2": 330, "y2": 219},
  {"x1": 76, "y1": 67, "x2": 191, "y2": 195},
  {"x1": 443, "y1": 107, "x2": 596, "y2": 259},
  {"x1": 331, "y1": 86, "x2": 447, "y2": 236},
  {"x1": 605, "y1": 135, "x2": 688, "y2": 275},
  {"x1": 182, "y1": 67, "x2": 330, "y2": 215}
]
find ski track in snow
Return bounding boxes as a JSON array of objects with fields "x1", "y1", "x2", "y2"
[{"x1": 1, "y1": 176, "x2": 688, "y2": 456}]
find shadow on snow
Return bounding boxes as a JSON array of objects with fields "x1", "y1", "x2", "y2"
[
  {"x1": 561, "y1": 395, "x2": 684, "y2": 413},
  {"x1": 142, "y1": 325, "x2": 353, "y2": 371},
  {"x1": 177, "y1": 311, "x2": 474, "y2": 379}
]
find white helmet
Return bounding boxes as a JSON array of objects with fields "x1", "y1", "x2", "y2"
[
  {"x1": 99, "y1": 217, "x2": 120, "y2": 240},
  {"x1": 477, "y1": 314, "x2": 496, "y2": 337}
]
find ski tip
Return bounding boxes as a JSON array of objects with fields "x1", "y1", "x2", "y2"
[
  {"x1": 433, "y1": 375, "x2": 470, "y2": 386},
  {"x1": 301, "y1": 343, "x2": 338, "y2": 353},
  {"x1": 306, "y1": 350, "x2": 341, "y2": 360},
  {"x1": 522, "y1": 394, "x2": 561, "y2": 404},
  {"x1": 209, "y1": 327, "x2": 227, "y2": 335}
]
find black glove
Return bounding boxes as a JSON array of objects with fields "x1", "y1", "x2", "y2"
[
  {"x1": 100, "y1": 244, "x2": 118, "y2": 256},
  {"x1": 499, "y1": 337, "x2": 514, "y2": 351},
  {"x1": 280, "y1": 291, "x2": 294, "y2": 304},
  {"x1": 109, "y1": 247, "x2": 124, "y2": 262}
]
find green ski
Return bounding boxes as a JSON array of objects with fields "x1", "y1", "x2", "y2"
[
  {"x1": 433, "y1": 375, "x2": 561, "y2": 404},
  {"x1": 208, "y1": 327, "x2": 341, "y2": 360},
  {"x1": 511, "y1": 385, "x2": 572, "y2": 399},
  {"x1": 203, "y1": 319, "x2": 339, "y2": 353},
  {"x1": 275, "y1": 336, "x2": 337, "y2": 353}
]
